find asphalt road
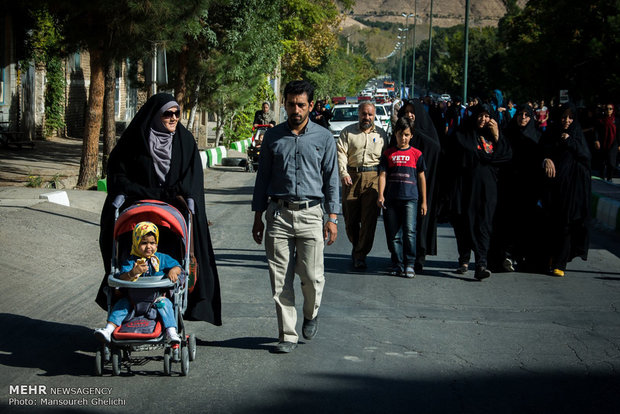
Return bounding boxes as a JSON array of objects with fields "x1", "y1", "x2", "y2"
[{"x1": 1, "y1": 167, "x2": 619, "y2": 414}]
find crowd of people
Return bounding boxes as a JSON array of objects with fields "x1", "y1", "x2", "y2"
[{"x1": 331, "y1": 91, "x2": 619, "y2": 281}]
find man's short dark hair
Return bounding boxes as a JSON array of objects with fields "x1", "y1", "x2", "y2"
[{"x1": 284, "y1": 80, "x2": 315, "y2": 104}]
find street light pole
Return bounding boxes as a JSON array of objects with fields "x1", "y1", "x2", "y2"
[
  {"x1": 411, "y1": 0, "x2": 417, "y2": 98},
  {"x1": 427, "y1": 0, "x2": 434, "y2": 92},
  {"x1": 397, "y1": 31, "x2": 405, "y2": 98},
  {"x1": 463, "y1": 0, "x2": 471, "y2": 103},
  {"x1": 402, "y1": 13, "x2": 414, "y2": 98}
]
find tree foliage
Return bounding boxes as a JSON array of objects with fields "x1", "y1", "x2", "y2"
[
  {"x1": 307, "y1": 45, "x2": 377, "y2": 98},
  {"x1": 24, "y1": 7, "x2": 66, "y2": 137},
  {"x1": 279, "y1": 0, "x2": 348, "y2": 83},
  {"x1": 382, "y1": 0, "x2": 620, "y2": 105}
]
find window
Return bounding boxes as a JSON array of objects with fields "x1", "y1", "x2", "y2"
[{"x1": 69, "y1": 52, "x2": 81, "y2": 72}]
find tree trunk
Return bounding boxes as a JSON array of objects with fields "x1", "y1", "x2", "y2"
[
  {"x1": 77, "y1": 47, "x2": 105, "y2": 189},
  {"x1": 188, "y1": 77, "x2": 201, "y2": 131},
  {"x1": 214, "y1": 109, "x2": 224, "y2": 147},
  {"x1": 102, "y1": 60, "x2": 116, "y2": 178},
  {"x1": 174, "y1": 44, "x2": 189, "y2": 115}
]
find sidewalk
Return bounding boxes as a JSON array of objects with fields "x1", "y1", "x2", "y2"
[
  {"x1": 0, "y1": 136, "x2": 83, "y2": 189},
  {"x1": 1, "y1": 136, "x2": 619, "y2": 233}
]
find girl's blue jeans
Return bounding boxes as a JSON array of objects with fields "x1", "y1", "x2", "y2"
[{"x1": 107, "y1": 297, "x2": 177, "y2": 329}]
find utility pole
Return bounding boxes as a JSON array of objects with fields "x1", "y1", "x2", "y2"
[
  {"x1": 402, "y1": 14, "x2": 413, "y2": 98},
  {"x1": 397, "y1": 31, "x2": 405, "y2": 98},
  {"x1": 411, "y1": 0, "x2": 417, "y2": 98},
  {"x1": 427, "y1": 0, "x2": 434, "y2": 92},
  {"x1": 463, "y1": 0, "x2": 471, "y2": 103}
]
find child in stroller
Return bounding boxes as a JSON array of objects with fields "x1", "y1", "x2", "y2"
[
  {"x1": 94, "y1": 221, "x2": 182, "y2": 344},
  {"x1": 95, "y1": 199, "x2": 196, "y2": 376}
]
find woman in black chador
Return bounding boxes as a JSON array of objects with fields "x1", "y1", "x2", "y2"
[
  {"x1": 446, "y1": 104, "x2": 512, "y2": 280},
  {"x1": 490, "y1": 104, "x2": 544, "y2": 272},
  {"x1": 96, "y1": 93, "x2": 222, "y2": 326},
  {"x1": 541, "y1": 103, "x2": 591, "y2": 277},
  {"x1": 396, "y1": 99, "x2": 441, "y2": 273}
]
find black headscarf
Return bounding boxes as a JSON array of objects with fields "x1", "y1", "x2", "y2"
[
  {"x1": 97, "y1": 93, "x2": 222, "y2": 325},
  {"x1": 396, "y1": 99, "x2": 439, "y2": 143}
]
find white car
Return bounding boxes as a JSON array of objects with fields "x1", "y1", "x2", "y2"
[
  {"x1": 328, "y1": 104, "x2": 384, "y2": 140},
  {"x1": 375, "y1": 104, "x2": 391, "y2": 134}
]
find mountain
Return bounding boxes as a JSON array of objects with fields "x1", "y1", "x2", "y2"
[
  {"x1": 339, "y1": 0, "x2": 527, "y2": 61},
  {"x1": 344, "y1": 0, "x2": 527, "y2": 28}
]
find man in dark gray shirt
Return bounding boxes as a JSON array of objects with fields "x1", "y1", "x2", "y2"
[{"x1": 252, "y1": 80, "x2": 339, "y2": 354}]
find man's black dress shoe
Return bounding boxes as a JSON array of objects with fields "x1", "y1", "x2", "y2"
[
  {"x1": 302, "y1": 317, "x2": 318, "y2": 340},
  {"x1": 273, "y1": 341, "x2": 297, "y2": 353}
]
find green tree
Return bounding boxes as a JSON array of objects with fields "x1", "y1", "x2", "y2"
[
  {"x1": 43, "y1": 0, "x2": 209, "y2": 188},
  {"x1": 24, "y1": 7, "x2": 65, "y2": 137},
  {"x1": 279, "y1": 0, "x2": 353, "y2": 84},
  {"x1": 499, "y1": 0, "x2": 620, "y2": 102},
  {"x1": 168, "y1": 0, "x2": 282, "y2": 145}
]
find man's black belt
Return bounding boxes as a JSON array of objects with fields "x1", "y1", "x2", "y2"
[
  {"x1": 271, "y1": 198, "x2": 321, "y2": 211},
  {"x1": 348, "y1": 166, "x2": 379, "y2": 173}
]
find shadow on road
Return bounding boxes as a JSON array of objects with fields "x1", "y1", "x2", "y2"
[
  {"x1": 200, "y1": 336, "x2": 274, "y2": 351},
  {"x1": 0, "y1": 313, "x2": 95, "y2": 376},
  {"x1": 241, "y1": 371, "x2": 620, "y2": 414}
]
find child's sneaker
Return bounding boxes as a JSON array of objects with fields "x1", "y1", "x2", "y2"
[
  {"x1": 404, "y1": 266, "x2": 415, "y2": 278},
  {"x1": 166, "y1": 328, "x2": 181, "y2": 344},
  {"x1": 94, "y1": 328, "x2": 112, "y2": 343}
]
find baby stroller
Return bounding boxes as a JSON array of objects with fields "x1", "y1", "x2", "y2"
[
  {"x1": 94, "y1": 196, "x2": 196, "y2": 376},
  {"x1": 246, "y1": 125, "x2": 269, "y2": 172}
]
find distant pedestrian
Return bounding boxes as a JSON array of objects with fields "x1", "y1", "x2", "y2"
[
  {"x1": 377, "y1": 116, "x2": 427, "y2": 278},
  {"x1": 337, "y1": 101, "x2": 388, "y2": 269},
  {"x1": 311, "y1": 100, "x2": 332, "y2": 129},
  {"x1": 251, "y1": 80, "x2": 339, "y2": 354},
  {"x1": 536, "y1": 99, "x2": 549, "y2": 132},
  {"x1": 541, "y1": 103, "x2": 591, "y2": 277},
  {"x1": 595, "y1": 102, "x2": 619, "y2": 181},
  {"x1": 253, "y1": 102, "x2": 276, "y2": 128}
]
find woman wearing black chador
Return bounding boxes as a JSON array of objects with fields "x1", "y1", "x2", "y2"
[
  {"x1": 541, "y1": 103, "x2": 591, "y2": 277},
  {"x1": 96, "y1": 93, "x2": 222, "y2": 326}
]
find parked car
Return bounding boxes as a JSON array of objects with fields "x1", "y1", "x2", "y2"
[
  {"x1": 329, "y1": 104, "x2": 385, "y2": 140},
  {"x1": 440, "y1": 94, "x2": 451, "y2": 102},
  {"x1": 375, "y1": 104, "x2": 391, "y2": 134}
]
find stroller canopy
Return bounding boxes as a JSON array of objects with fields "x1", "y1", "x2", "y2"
[{"x1": 113, "y1": 200, "x2": 188, "y2": 245}]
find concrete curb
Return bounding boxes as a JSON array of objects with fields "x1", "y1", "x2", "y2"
[
  {"x1": 230, "y1": 138, "x2": 252, "y2": 153},
  {"x1": 205, "y1": 146, "x2": 227, "y2": 167},
  {"x1": 592, "y1": 191, "x2": 620, "y2": 233}
]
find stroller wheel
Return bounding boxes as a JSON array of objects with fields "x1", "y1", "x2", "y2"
[
  {"x1": 103, "y1": 345, "x2": 111, "y2": 363},
  {"x1": 111, "y1": 349, "x2": 122, "y2": 376},
  {"x1": 180, "y1": 346, "x2": 190, "y2": 376},
  {"x1": 188, "y1": 334, "x2": 197, "y2": 361},
  {"x1": 94, "y1": 349, "x2": 103, "y2": 376},
  {"x1": 163, "y1": 348, "x2": 172, "y2": 376}
]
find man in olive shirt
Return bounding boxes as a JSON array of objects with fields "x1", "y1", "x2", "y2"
[
  {"x1": 252, "y1": 80, "x2": 339, "y2": 354},
  {"x1": 337, "y1": 102, "x2": 388, "y2": 269},
  {"x1": 253, "y1": 101, "x2": 276, "y2": 128}
]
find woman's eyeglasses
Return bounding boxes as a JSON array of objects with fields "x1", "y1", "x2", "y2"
[{"x1": 162, "y1": 110, "x2": 180, "y2": 119}]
